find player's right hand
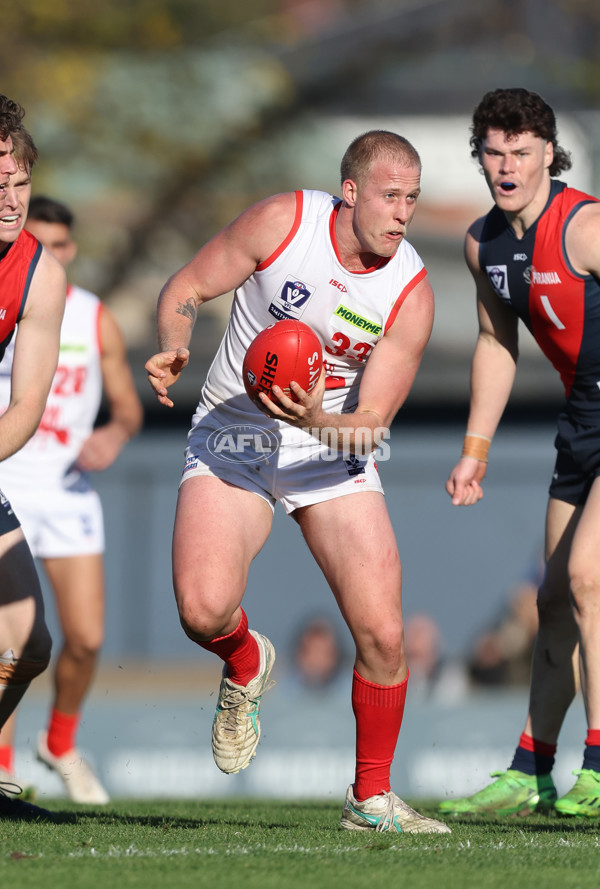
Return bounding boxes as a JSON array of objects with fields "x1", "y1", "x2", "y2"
[
  {"x1": 145, "y1": 348, "x2": 190, "y2": 408},
  {"x1": 445, "y1": 456, "x2": 486, "y2": 506}
]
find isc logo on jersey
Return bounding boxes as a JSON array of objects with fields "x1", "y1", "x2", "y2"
[
  {"x1": 269, "y1": 277, "x2": 315, "y2": 321},
  {"x1": 486, "y1": 265, "x2": 511, "y2": 304}
]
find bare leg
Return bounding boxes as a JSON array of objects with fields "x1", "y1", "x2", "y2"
[
  {"x1": 567, "y1": 476, "x2": 600, "y2": 729},
  {"x1": 44, "y1": 553, "x2": 104, "y2": 716},
  {"x1": 172, "y1": 476, "x2": 273, "y2": 641},
  {"x1": 525, "y1": 497, "x2": 580, "y2": 743},
  {"x1": 0, "y1": 710, "x2": 16, "y2": 750},
  {"x1": 297, "y1": 491, "x2": 405, "y2": 683},
  {"x1": 299, "y1": 492, "x2": 449, "y2": 833}
]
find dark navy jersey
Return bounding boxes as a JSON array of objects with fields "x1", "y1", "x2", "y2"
[{"x1": 474, "y1": 180, "x2": 600, "y2": 423}]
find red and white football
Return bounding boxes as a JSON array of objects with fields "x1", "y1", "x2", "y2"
[{"x1": 243, "y1": 320, "x2": 323, "y2": 405}]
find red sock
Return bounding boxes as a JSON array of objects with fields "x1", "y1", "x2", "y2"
[
  {"x1": 586, "y1": 729, "x2": 600, "y2": 746},
  {"x1": 197, "y1": 609, "x2": 260, "y2": 685},
  {"x1": 518, "y1": 732, "x2": 557, "y2": 757},
  {"x1": 47, "y1": 709, "x2": 79, "y2": 757},
  {"x1": 352, "y1": 668, "x2": 408, "y2": 801},
  {"x1": 0, "y1": 744, "x2": 14, "y2": 773}
]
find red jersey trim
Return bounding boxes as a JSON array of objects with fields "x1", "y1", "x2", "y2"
[
  {"x1": 383, "y1": 266, "x2": 427, "y2": 333},
  {"x1": 255, "y1": 191, "x2": 303, "y2": 272},
  {"x1": 328, "y1": 202, "x2": 391, "y2": 273}
]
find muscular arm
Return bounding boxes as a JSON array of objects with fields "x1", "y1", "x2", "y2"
[
  {"x1": 0, "y1": 249, "x2": 66, "y2": 462},
  {"x1": 264, "y1": 274, "x2": 435, "y2": 453},
  {"x1": 564, "y1": 200, "x2": 600, "y2": 278},
  {"x1": 76, "y1": 305, "x2": 144, "y2": 471},
  {"x1": 446, "y1": 228, "x2": 519, "y2": 505},
  {"x1": 146, "y1": 192, "x2": 298, "y2": 407}
]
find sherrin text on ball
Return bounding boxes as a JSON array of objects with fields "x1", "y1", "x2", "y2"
[{"x1": 242, "y1": 320, "x2": 322, "y2": 404}]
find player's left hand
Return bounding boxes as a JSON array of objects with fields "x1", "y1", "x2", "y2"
[
  {"x1": 446, "y1": 456, "x2": 487, "y2": 506},
  {"x1": 259, "y1": 366, "x2": 326, "y2": 428}
]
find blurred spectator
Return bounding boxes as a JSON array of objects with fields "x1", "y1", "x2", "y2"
[
  {"x1": 467, "y1": 556, "x2": 542, "y2": 687},
  {"x1": 404, "y1": 612, "x2": 469, "y2": 705},
  {"x1": 287, "y1": 615, "x2": 348, "y2": 694}
]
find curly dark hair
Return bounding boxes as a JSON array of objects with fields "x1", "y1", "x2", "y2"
[
  {"x1": 0, "y1": 95, "x2": 26, "y2": 141},
  {"x1": 470, "y1": 88, "x2": 571, "y2": 177}
]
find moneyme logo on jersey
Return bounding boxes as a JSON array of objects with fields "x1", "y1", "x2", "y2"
[
  {"x1": 268, "y1": 277, "x2": 315, "y2": 321},
  {"x1": 334, "y1": 304, "x2": 382, "y2": 336},
  {"x1": 486, "y1": 265, "x2": 511, "y2": 303},
  {"x1": 206, "y1": 425, "x2": 280, "y2": 463}
]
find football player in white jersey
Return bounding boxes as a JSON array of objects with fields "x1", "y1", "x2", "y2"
[
  {"x1": 146, "y1": 130, "x2": 450, "y2": 834},
  {"x1": 0, "y1": 103, "x2": 66, "y2": 821},
  {"x1": 0, "y1": 174, "x2": 143, "y2": 803}
]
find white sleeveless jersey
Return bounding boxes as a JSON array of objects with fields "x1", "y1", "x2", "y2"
[
  {"x1": 0, "y1": 284, "x2": 103, "y2": 493},
  {"x1": 193, "y1": 189, "x2": 427, "y2": 439}
]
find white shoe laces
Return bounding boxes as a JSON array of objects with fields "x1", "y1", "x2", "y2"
[
  {"x1": 218, "y1": 678, "x2": 276, "y2": 734},
  {"x1": 0, "y1": 779, "x2": 22, "y2": 798},
  {"x1": 376, "y1": 792, "x2": 397, "y2": 831}
]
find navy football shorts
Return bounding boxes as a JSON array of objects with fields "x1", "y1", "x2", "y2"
[{"x1": 550, "y1": 412, "x2": 600, "y2": 505}]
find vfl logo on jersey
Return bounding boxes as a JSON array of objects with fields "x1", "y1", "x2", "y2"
[
  {"x1": 268, "y1": 277, "x2": 315, "y2": 321},
  {"x1": 523, "y1": 266, "x2": 562, "y2": 286},
  {"x1": 486, "y1": 265, "x2": 511, "y2": 303}
]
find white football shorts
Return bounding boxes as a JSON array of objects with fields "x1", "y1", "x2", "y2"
[
  {"x1": 181, "y1": 414, "x2": 384, "y2": 514},
  {"x1": 11, "y1": 487, "x2": 105, "y2": 559}
]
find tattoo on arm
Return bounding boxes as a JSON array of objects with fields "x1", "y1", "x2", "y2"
[{"x1": 175, "y1": 298, "x2": 197, "y2": 324}]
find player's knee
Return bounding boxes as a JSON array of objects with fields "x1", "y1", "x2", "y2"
[
  {"x1": 64, "y1": 634, "x2": 103, "y2": 663},
  {"x1": 178, "y1": 599, "x2": 230, "y2": 642},
  {"x1": 357, "y1": 623, "x2": 405, "y2": 672},
  {"x1": 569, "y1": 568, "x2": 600, "y2": 617}
]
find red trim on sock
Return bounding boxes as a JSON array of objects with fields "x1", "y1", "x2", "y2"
[
  {"x1": 519, "y1": 732, "x2": 557, "y2": 758},
  {"x1": 197, "y1": 609, "x2": 260, "y2": 685},
  {"x1": 0, "y1": 744, "x2": 14, "y2": 773},
  {"x1": 352, "y1": 669, "x2": 408, "y2": 801},
  {"x1": 585, "y1": 729, "x2": 600, "y2": 747},
  {"x1": 47, "y1": 709, "x2": 80, "y2": 757}
]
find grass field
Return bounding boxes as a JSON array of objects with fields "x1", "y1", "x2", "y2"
[{"x1": 1, "y1": 798, "x2": 599, "y2": 889}]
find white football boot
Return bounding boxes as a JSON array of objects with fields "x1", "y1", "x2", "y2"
[
  {"x1": 37, "y1": 731, "x2": 109, "y2": 805},
  {"x1": 0, "y1": 766, "x2": 36, "y2": 801},
  {"x1": 341, "y1": 785, "x2": 451, "y2": 833},
  {"x1": 212, "y1": 630, "x2": 276, "y2": 774}
]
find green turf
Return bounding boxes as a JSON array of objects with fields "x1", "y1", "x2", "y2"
[{"x1": 1, "y1": 798, "x2": 599, "y2": 889}]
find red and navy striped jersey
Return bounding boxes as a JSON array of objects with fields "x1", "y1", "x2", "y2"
[{"x1": 474, "y1": 180, "x2": 600, "y2": 422}]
